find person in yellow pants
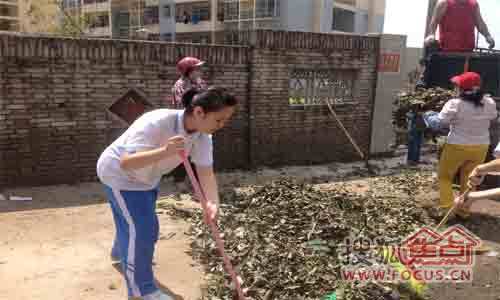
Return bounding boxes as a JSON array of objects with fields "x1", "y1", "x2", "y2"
[
  {"x1": 439, "y1": 144, "x2": 489, "y2": 215},
  {"x1": 423, "y1": 72, "x2": 498, "y2": 220}
]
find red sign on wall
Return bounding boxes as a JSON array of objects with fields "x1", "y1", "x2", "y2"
[{"x1": 379, "y1": 53, "x2": 401, "y2": 73}]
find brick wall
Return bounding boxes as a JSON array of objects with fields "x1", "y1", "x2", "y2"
[
  {"x1": 248, "y1": 31, "x2": 379, "y2": 166},
  {"x1": 0, "y1": 31, "x2": 379, "y2": 187}
]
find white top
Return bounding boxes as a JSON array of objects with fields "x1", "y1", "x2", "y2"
[
  {"x1": 97, "y1": 109, "x2": 213, "y2": 190},
  {"x1": 494, "y1": 142, "x2": 500, "y2": 158},
  {"x1": 438, "y1": 96, "x2": 497, "y2": 145}
]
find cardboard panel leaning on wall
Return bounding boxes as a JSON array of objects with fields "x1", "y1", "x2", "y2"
[{"x1": 0, "y1": 35, "x2": 250, "y2": 187}]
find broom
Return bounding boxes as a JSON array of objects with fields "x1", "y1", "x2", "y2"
[
  {"x1": 387, "y1": 188, "x2": 475, "y2": 297},
  {"x1": 324, "y1": 100, "x2": 377, "y2": 174}
]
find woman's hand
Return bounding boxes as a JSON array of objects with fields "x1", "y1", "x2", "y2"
[
  {"x1": 468, "y1": 167, "x2": 485, "y2": 189},
  {"x1": 163, "y1": 135, "x2": 185, "y2": 157},
  {"x1": 204, "y1": 201, "x2": 218, "y2": 224},
  {"x1": 454, "y1": 193, "x2": 467, "y2": 209}
]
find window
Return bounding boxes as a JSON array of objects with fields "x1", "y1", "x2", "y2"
[
  {"x1": 163, "y1": 5, "x2": 171, "y2": 18},
  {"x1": 224, "y1": 31, "x2": 239, "y2": 44},
  {"x1": 336, "y1": 0, "x2": 356, "y2": 6},
  {"x1": 217, "y1": 0, "x2": 225, "y2": 21},
  {"x1": 192, "y1": 2, "x2": 210, "y2": 22},
  {"x1": 289, "y1": 69, "x2": 356, "y2": 106},
  {"x1": 62, "y1": 0, "x2": 81, "y2": 9},
  {"x1": 86, "y1": 12, "x2": 110, "y2": 28},
  {"x1": 83, "y1": 0, "x2": 109, "y2": 4},
  {"x1": 224, "y1": 0, "x2": 239, "y2": 21},
  {"x1": 161, "y1": 33, "x2": 173, "y2": 41},
  {"x1": 332, "y1": 7, "x2": 355, "y2": 32},
  {"x1": 0, "y1": 3, "x2": 18, "y2": 17},
  {"x1": 255, "y1": 0, "x2": 280, "y2": 18},
  {"x1": 144, "y1": 6, "x2": 159, "y2": 25},
  {"x1": 147, "y1": 33, "x2": 160, "y2": 40},
  {"x1": 190, "y1": 33, "x2": 210, "y2": 44},
  {"x1": 176, "y1": 1, "x2": 211, "y2": 23},
  {"x1": 0, "y1": 19, "x2": 18, "y2": 31}
]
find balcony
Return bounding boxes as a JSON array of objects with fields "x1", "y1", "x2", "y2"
[
  {"x1": 82, "y1": 0, "x2": 111, "y2": 12},
  {"x1": 176, "y1": 20, "x2": 212, "y2": 32},
  {"x1": 222, "y1": 0, "x2": 280, "y2": 24},
  {"x1": 86, "y1": 26, "x2": 112, "y2": 37}
]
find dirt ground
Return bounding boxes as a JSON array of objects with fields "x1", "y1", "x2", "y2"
[{"x1": 2, "y1": 154, "x2": 500, "y2": 300}]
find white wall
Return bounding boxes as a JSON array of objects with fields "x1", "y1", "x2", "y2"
[
  {"x1": 159, "y1": 0, "x2": 176, "y2": 41},
  {"x1": 280, "y1": 0, "x2": 314, "y2": 32},
  {"x1": 370, "y1": 34, "x2": 407, "y2": 154},
  {"x1": 319, "y1": 0, "x2": 334, "y2": 32},
  {"x1": 402, "y1": 47, "x2": 423, "y2": 89}
]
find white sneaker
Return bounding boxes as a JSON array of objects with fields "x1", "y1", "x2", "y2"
[{"x1": 142, "y1": 290, "x2": 174, "y2": 300}]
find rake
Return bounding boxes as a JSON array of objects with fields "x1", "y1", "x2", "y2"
[{"x1": 179, "y1": 150, "x2": 246, "y2": 300}]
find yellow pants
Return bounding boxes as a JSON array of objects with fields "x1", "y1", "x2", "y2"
[{"x1": 439, "y1": 143, "x2": 489, "y2": 209}]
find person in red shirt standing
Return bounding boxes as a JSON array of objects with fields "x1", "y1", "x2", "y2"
[
  {"x1": 426, "y1": 0, "x2": 494, "y2": 52},
  {"x1": 417, "y1": 0, "x2": 495, "y2": 88}
]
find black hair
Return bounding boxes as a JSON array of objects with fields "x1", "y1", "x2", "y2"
[
  {"x1": 181, "y1": 87, "x2": 238, "y2": 114},
  {"x1": 183, "y1": 67, "x2": 195, "y2": 77},
  {"x1": 460, "y1": 89, "x2": 485, "y2": 107}
]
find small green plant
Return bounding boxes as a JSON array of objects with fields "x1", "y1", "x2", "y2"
[
  {"x1": 322, "y1": 292, "x2": 336, "y2": 300},
  {"x1": 289, "y1": 97, "x2": 306, "y2": 105}
]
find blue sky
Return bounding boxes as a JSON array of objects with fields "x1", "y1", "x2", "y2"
[{"x1": 383, "y1": 0, "x2": 500, "y2": 48}]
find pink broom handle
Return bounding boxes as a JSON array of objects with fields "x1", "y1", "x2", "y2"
[{"x1": 178, "y1": 151, "x2": 245, "y2": 300}]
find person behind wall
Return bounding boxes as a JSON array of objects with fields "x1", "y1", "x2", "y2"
[
  {"x1": 170, "y1": 57, "x2": 208, "y2": 185},
  {"x1": 172, "y1": 57, "x2": 207, "y2": 108},
  {"x1": 423, "y1": 72, "x2": 498, "y2": 220},
  {"x1": 406, "y1": 106, "x2": 426, "y2": 166},
  {"x1": 96, "y1": 87, "x2": 237, "y2": 300},
  {"x1": 417, "y1": 0, "x2": 495, "y2": 88}
]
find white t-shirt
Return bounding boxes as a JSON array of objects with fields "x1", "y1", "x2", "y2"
[
  {"x1": 438, "y1": 96, "x2": 498, "y2": 145},
  {"x1": 97, "y1": 109, "x2": 213, "y2": 190},
  {"x1": 494, "y1": 143, "x2": 500, "y2": 158}
]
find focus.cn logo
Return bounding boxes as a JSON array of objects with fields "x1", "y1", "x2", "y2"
[
  {"x1": 399, "y1": 225, "x2": 481, "y2": 268},
  {"x1": 340, "y1": 225, "x2": 482, "y2": 283}
]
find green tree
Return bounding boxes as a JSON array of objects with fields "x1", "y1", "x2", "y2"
[{"x1": 20, "y1": 0, "x2": 92, "y2": 37}]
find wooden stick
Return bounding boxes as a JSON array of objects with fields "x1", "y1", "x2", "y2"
[
  {"x1": 435, "y1": 188, "x2": 471, "y2": 230},
  {"x1": 324, "y1": 100, "x2": 365, "y2": 160},
  {"x1": 435, "y1": 206, "x2": 457, "y2": 230},
  {"x1": 179, "y1": 151, "x2": 246, "y2": 300}
]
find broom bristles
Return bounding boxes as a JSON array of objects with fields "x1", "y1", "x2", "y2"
[{"x1": 381, "y1": 246, "x2": 428, "y2": 297}]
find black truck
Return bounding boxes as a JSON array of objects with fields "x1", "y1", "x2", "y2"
[{"x1": 425, "y1": 48, "x2": 500, "y2": 188}]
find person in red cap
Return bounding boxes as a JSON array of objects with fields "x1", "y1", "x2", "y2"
[
  {"x1": 170, "y1": 57, "x2": 208, "y2": 188},
  {"x1": 417, "y1": 0, "x2": 495, "y2": 88},
  {"x1": 171, "y1": 57, "x2": 207, "y2": 108},
  {"x1": 423, "y1": 71, "x2": 498, "y2": 220}
]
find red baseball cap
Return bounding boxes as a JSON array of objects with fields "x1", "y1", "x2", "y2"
[{"x1": 450, "y1": 72, "x2": 481, "y2": 90}]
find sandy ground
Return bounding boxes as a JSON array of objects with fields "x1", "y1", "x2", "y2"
[{"x1": 2, "y1": 153, "x2": 500, "y2": 300}]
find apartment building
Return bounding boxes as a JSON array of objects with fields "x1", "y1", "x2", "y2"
[
  {"x1": 59, "y1": 0, "x2": 385, "y2": 42},
  {"x1": 169, "y1": 0, "x2": 386, "y2": 43},
  {"x1": 0, "y1": 0, "x2": 19, "y2": 31},
  {"x1": 332, "y1": 0, "x2": 385, "y2": 34},
  {"x1": 59, "y1": 0, "x2": 170, "y2": 39}
]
